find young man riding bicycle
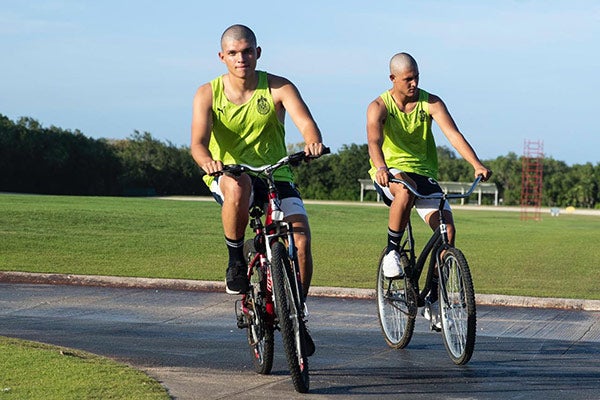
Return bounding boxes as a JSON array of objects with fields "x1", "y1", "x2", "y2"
[
  {"x1": 190, "y1": 25, "x2": 326, "y2": 353},
  {"x1": 366, "y1": 52, "x2": 492, "y2": 328}
]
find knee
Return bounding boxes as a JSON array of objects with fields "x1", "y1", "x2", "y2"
[
  {"x1": 447, "y1": 223, "x2": 456, "y2": 237},
  {"x1": 221, "y1": 175, "x2": 251, "y2": 204},
  {"x1": 293, "y1": 227, "x2": 313, "y2": 264},
  {"x1": 391, "y1": 189, "x2": 414, "y2": 209},
  {"x1": 294, "y1": 231, "x2": 311, "y2": 254}
]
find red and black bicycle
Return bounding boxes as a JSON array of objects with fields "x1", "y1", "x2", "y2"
[{"x1": 218, "y1": 149, "x2": 327, "y2": 393}]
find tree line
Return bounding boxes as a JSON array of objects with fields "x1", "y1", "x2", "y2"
[
  {"x1": 1, "y1": 114, "x2": 598, "y2": 208},
  {"x1": 0, "y1": 115, "x2": 208, "y2": 197}
]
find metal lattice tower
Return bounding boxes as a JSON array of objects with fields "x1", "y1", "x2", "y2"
[{"x1": 520, "y1": 140, "x2": 544, "y2": 221}]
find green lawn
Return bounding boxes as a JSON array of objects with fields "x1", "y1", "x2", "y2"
[
  {"x1": 0, "y1": 336, "x2": 169, "y2": 399},
  {"x1": 1, "y1": 193, "x2": 599, "y2": 300}
]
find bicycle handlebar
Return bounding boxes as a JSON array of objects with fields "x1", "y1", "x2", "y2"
[
  {"x1": 389, "y1": 175, "x2": 483, "y2": 200},
  {"x1": 212, "y1": 147, "x2": 331, "y2": 177}
]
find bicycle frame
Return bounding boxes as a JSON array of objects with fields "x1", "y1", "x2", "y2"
[
  {"x1": 241, "y1": 183, "x2": 303, "y2": 328},
  {"x1": 223, "y1": 152, "x2": 311, "y2": 330},
  {"x1": 377, "y1": 174, "x2": 482, "y2": 364},
  {"x1": 221, "y1": 150, "x2": 324, "y2": 392},
  {"x1": 391, "y1": 176, "x2": 482, "y2": 302}
]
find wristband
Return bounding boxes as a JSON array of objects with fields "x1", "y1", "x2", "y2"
[{"x1": 377, "y1": 166, "x2": 388, "y2": 172}]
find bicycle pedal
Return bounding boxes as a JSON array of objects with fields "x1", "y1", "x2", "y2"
[
  {"x1": 236, "y1": 317, "x2": 249, "y2": 329},
  {"x1": 234, "y1": 300, "x2": 249, "y2": 329}
]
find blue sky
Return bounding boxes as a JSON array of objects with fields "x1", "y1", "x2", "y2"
[{"x1": 1, "y1": 0, "x2": 598, "y2": 166}]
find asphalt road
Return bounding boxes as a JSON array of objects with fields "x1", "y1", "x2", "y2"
[{"x1": 1, "y1": 282, "x2": 599, "y2": 400}]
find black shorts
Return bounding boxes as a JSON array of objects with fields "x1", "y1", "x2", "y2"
[
  {"x1": 375, "y1": 172, "x2": 443, "y2": 207},
  {"x1": 250, "y1": 177, "x2": 302, "y2": 207}
]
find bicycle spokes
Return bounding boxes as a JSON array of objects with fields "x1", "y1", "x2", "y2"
[
  {"x1": 438, "y1": 248, "x2": 476, "y2": 365},
  {"x1": 384, "y1": 280, "x2": 415, "y2": 317},
  {"x1": 376, "y1": 248, "x2": 417, "y2": 349}
]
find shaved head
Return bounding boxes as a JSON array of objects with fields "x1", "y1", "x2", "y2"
[
  {"x1": 220, "y1": 24, "x2": 257, "y2": 49},
  {"x1": 389, "y1": 52, "x2": 419, "y2": 75}
]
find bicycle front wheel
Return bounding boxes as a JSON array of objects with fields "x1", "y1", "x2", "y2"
[
  {"x1": 376, "y1": 248, "x2": 417, "y2": 349},
  {"x1": 438, "y1": 247, "x2": 476, "y2": 365},
  {"x1": 244, "y1": 239, "x2": 274, "y2": 375},
  {"x1": 270, "y1": 241, "x2": 309, "y2": 393}
]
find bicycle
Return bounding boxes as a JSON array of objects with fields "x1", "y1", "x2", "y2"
[
  {"x1": 214, "y1": 149, "x2": 328, "y2": 393},
  {"x1": 376, "y1": 175, "x2": 482, "y2": 365}
]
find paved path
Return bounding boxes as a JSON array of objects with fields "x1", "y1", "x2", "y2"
[{"x1": 1, "y1": 281, "x2": 598, "y2": 400}]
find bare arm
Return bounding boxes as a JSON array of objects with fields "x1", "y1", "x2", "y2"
[
  {"x1": 190, "y1": 83, "x2": 222, "y2": 175},
  {"x1": 269, "y1": 75, "x2": 324, "y2": 156},
  {"x1": 429, "y1": 94, "x2": 492, "y2": 181},
  {"x1": 366, "y1": 97, "x2": 392, "y2": 187}
]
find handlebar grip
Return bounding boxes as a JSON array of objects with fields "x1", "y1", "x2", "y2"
[
  {"x1": 306, "y1": 146, "x2": 331, "y2": 159},
  {"x1": 220, "y1": 165, "x2": 246, "y2": 176},
  {"x1": 289, "y1": 146, "x2": 331, "y2": 165},
  {"x1": 206, "y1": 165, "x2": 247, "y2": 177}
]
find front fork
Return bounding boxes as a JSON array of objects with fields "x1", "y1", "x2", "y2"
[
  {"x1": 286, "y1": 228, "x2": 306, "y2": 318},
  {"x1": 267, "y1": 222, "x2": 306, "y2": 323},
  {"x1": 403, "y1": 219, "x2": 450, "y2": 307}
]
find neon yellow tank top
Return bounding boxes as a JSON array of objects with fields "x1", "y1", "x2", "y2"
[
  {"x1": 203, "y1": 71, "x2": 293, "y2": 186},
  {"x1": 369, "y1": 89, "x2": 438, "y2": 180}
]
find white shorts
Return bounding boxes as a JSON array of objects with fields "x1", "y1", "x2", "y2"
[{"x1": 210, "y1": 177, "x2": 307, "y2": 217}]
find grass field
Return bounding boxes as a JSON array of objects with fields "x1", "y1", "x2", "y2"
[
  {"x1": 0, "y1": 336, "x2": 169, "y2": 399},
  {"x1": 1, "y1": 193, "x2": 599, "y2": 300}
]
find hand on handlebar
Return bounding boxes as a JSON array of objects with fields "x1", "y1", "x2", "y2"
[
  {"x1": 202, "y1": 160, "x2": 224, "y2": 177},
  {"x1": 304, "y1": 143, "x2": 326, "y2": 158},
  {"x1": 475, "y1": 167, "x2": 493, "y2": 182},
  {"x1": 290, "y1": 145, "x2": 331, "y2": 166}
]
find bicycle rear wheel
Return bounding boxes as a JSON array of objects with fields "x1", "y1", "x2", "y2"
[
  {"x1": 244, "y1": 240, "x2": 274, "y2": 375},
  {"x1": 270, "y1": 241, "x2": 310, "y2": 393},
  {"x1": 376, "y1": 248, "x2": 417, "y2": 349},
  {"x1": 438, "y1": 247, "x2": 476, "y2": 365}
]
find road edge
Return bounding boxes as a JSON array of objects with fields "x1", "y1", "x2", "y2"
[{"x1": 1, "y1": 271, "x2": 598, "y2": 311}]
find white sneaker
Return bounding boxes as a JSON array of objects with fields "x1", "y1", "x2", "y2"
[
  {"x1": 382, "y1": 250, "x2": 404, "y2": 279},
  {"x1": 422, "y1": 298, "x2": 442, "y2": 331}
]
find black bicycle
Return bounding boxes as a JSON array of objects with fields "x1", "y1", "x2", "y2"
[
  {"x1": 216, "y1": 149, "x2": 327, "y2": 393},
  {"x1": 376, "y1": 175, "x2": 482, "y2": 365}
]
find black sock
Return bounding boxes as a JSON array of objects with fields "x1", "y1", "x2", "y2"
[
  {"x1": 429, "y1": 277, "x2": 439, "y2": 302},
  {"x1": 386, "y1": 228, "x2": 404, "y2": 254},
  {"x1": 225, "y1": 236, "x2": 245, "y2": 266}
]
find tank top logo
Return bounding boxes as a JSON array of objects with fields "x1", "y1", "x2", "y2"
[
  {"x1": 256, "y1": 95, "x2": 270, "y2": 115},
  {"x1": 418, "y1": 110, "x2": 427, "y2": 122}
]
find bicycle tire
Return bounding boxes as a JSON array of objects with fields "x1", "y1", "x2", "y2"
[
  {"x1": 243, "y1": 239, "x2": 274, "y2": 375},
  {"x1": 376, "y1": 248, "x2": 418, "y2": 349},
  {"x1": 438, "y1": 247, "x2": 476, "y2": 365},
  {"x1": 270, "y1": 241, "x2": 310, "y2": 393}
]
